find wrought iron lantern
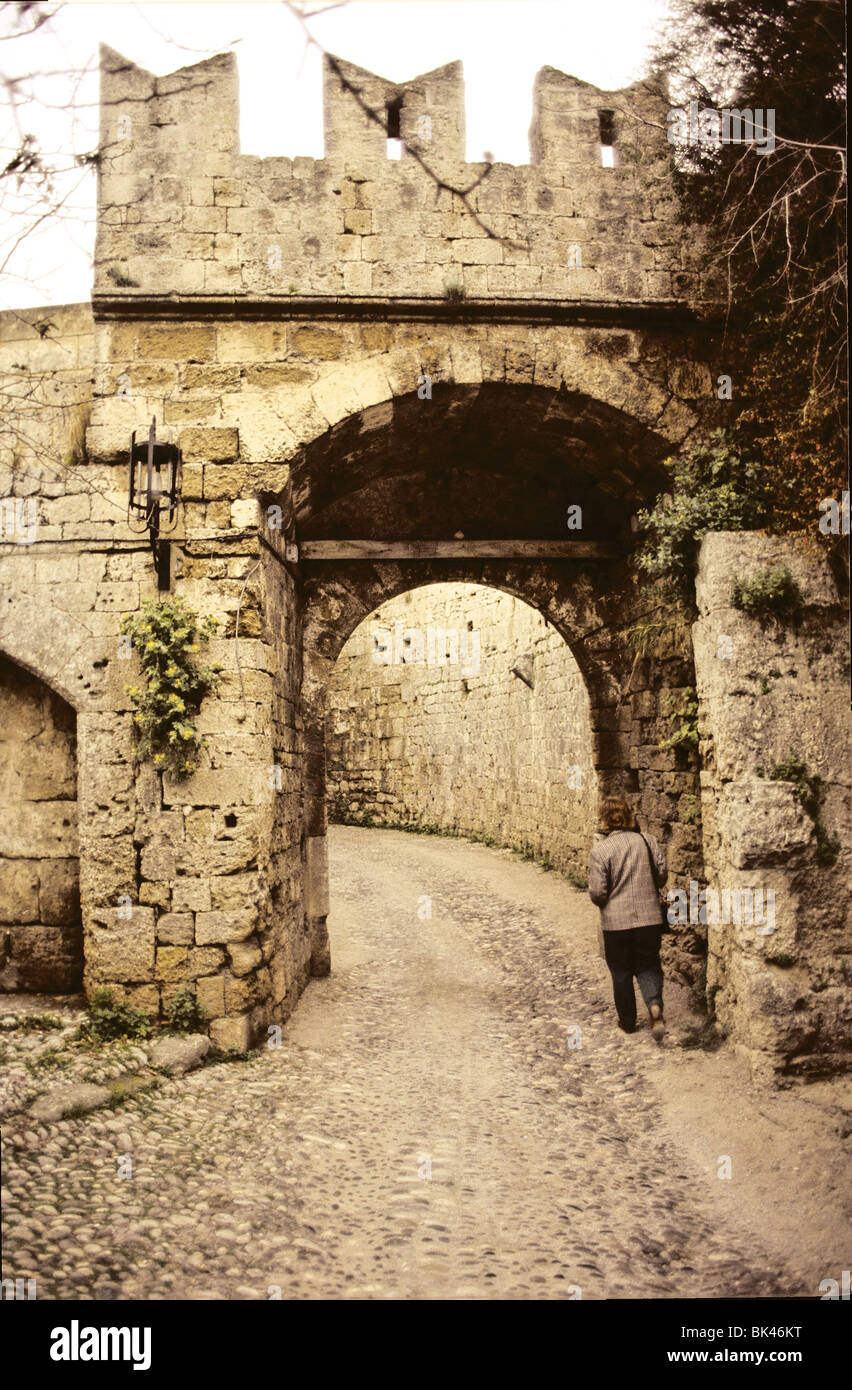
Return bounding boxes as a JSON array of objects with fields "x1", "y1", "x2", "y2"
[{"x1": 128, "y1": 416, "x2": 181, "y2": 589}]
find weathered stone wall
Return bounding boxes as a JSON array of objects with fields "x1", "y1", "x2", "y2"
[
  {"x1": 326, "y1": 584, "x2": 597, "y2": 875},
  {"x1": 694, "y1": 533, "x2": 852, "y2": 1081},
  {"x1": 95, "y1": 48, "x2": 690, "y2": 303},
  {"x1": 0, "y1": 657, "x2": 81, "y2": 992},
  {"x1": 0, "y1": 304, "x2": 93, "y2": 488},
  {"x1": 0, "y1": 47, "x2": 722, "y2": 1046}
]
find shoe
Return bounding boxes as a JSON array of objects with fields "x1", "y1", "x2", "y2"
[
  {"x1": 618, "y1": 1021, "x2": 637, "y2": 1034},
  {"x1": 649, "y1": 1002, "x2": 666, "y2": 1043}
]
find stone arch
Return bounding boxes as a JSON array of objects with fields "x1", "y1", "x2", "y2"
[
  {"x1": 239, "y1": 320, "x2": 710, "y2": 468},
  {"x1": 272, "y1": 377, "x2": 699, "y2": 979},
  {"x1": 0, "y1": 584, "x2": 111, "y2": 713},
  {"x1": 0, "y1": 581, "x2": 138, "y2": 998},
  {"x1": 0, "y1": 651, "x2": 82, "y2": 993},
  {"x1": 325, "y1": 577, "x2": 599, "y2": 874}
]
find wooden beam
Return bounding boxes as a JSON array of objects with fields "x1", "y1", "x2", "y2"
[{"x1": 296, "y1": 539, "x2": 619, "y2": 561}]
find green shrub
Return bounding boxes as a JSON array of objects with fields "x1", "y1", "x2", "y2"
[
  {"x1": 731, "y1": 565, "x2": 803, "y2": 624},
  {"x1": 636, "y1": 432, "x2": 765, "y2": 591},
  {"x1": 758, "y1": 752, "x2": 821, "y2": 812},
  {"x1": 164, "y1": 989, "x2": 209, "y2": 1034},
  {"x1": 757, "y1": 753, "x2": 841, "y2": 866},
  {"x1": 121, "y1": 596, "x2": 222, "y2": 780},
  {"x1": 626, "y1": 612, "x2": 689, "y2": 657},
  {"x1": 81, "y1": 988, "x2": 152, "y2": 1044},
  {"x1": 18, "y1": 1013, "x2": 63, "y2": 1032},
  {"x1": 658, "y1": 687, "x2": 700, "y2": 752}
]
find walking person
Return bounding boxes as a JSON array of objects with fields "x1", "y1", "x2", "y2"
[{"x1": 588, "y1": 795, "x2": 668, "y2": 1041}]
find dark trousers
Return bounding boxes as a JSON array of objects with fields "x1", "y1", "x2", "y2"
[{"x1": 603, "y1": 924, "x2": 664, "y2": 1028}]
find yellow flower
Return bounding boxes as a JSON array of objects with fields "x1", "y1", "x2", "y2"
[
  {"x1": 153, "y1": 753, "x2": 164, "y2": 765},
  {"x1": 189, "y1": 644, "x2": 199, "y2": 652}
]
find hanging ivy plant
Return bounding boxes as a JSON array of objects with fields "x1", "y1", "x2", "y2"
[{"x1": 121, "y1": 597, "x2": 222, "y2": 779}]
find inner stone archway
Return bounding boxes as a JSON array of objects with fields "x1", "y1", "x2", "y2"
[{"x1": 325, "y1": 582, "x2": 598, "y2": 878}]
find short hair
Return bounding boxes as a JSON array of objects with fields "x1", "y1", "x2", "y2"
[{"x1": 599, "y1": 795, "x2": 637, "y2": 833}]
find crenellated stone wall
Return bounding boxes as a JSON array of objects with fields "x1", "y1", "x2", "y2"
[{"x1": 95, "y1": 48, "x2": 691, "y2": 304}]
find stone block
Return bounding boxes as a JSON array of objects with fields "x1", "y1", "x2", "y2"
[
  {"x1": 30, "y1": 1081, "x2": 111, "y2": 1123},
  {"x1": 718, "y1": 780, "x2": 813, "y2": 868},
  {"x1": 38, "y1": 858, "x2": 80, "y2": 928},
  {"x1": 171, "y1": 878, "x2": 213, "y2": 912},
  {"x1": 136, "y1": 326, "x2": 217, "y2": 361},
  {"x1": 141, "y1": 843, "x2": 177, "y2": 882},
  {"x1": 162, "y1": 768, "x2": 270, "y2": 807},
  {"x1": 196, "y1": 974, "x2": 225, "y2": 1017},
  {"x1": 155, "y1": 945, "x2": 188, "y2": 981},
  {"x1": 209, "y1": 873, "x2": 260, "y2": 910},
  {"x1": 78, "y1": 836, "x2": 136, "y2": 907},
  {"x1": 186, "y1": 947, "x2": 226, "y2": 977},
  {"x1": 156, "y1": 912, "x2": 194, "y2": 945},
  {"x1": 224, "y1": 972, "x2": 258, "y2": 1012},
  {"x1": 195, "y1": 909, "x2": 258, "y2": 945},
  {"x1": 209, "y1": 1014, "x2": 252, "y2": 1051},
  {"x1": 0, "y1": 922, "x2": 82, "y2": 993},
  {"x1": 231, "y1": 499, "x2": 260, "y2": 528},
  {"x1": 290, "y1": 326, "x2": 346, "y2": 360},
  {"x1": 149, "y1": 1033, "x2": 210, "y2": 1075},
  {"x1": 179, "y1": 427, "x2": 239, "y2": 462},
  {"x1": 0, "y1": 802, "x2": 78, "y2": 860},
  {"x1": 0, "y1": 860, "x2": 40, "y2": 923},
  {"x1": 87, "y1": 907, "x2": 156, "y2": 983},
  {"x1": 227, "y1": 940, "x2": 263, "y2": 976}
]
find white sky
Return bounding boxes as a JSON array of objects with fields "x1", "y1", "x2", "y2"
[{"x1": 0, "y1": 0, "x2": 670, "y2": 308}]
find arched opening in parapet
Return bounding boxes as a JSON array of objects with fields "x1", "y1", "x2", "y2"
[{"x1": 0, "y1": 654, "x2": 82, "y2": 994}]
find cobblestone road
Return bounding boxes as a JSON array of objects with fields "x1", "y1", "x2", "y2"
[{"x1": 1, "y1": 826, "x2": 809, "y2": 1300}]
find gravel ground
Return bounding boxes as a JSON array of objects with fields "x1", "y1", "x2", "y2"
[{"x1": 1, "y1": 825, "x2": 849, "y2": 1301}]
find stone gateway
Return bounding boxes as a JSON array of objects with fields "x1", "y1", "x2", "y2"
[{"x1": 0, "y1": 47, "x2": 848, "y2": 1083}]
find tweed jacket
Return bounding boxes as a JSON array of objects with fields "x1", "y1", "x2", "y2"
[{"x1": 588, "y1": 829, "x2": 667, "y2": 931}]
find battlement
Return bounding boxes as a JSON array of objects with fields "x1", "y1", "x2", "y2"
[{"x1": 95, "y1": 45, "x2": 690, "y2": 304}]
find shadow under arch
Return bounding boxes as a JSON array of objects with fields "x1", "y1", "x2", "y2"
[{"x1": 287, "y1": 381, "x2": 679, "y2": 545}]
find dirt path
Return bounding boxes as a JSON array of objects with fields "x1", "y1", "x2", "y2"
[{"x1": 2, "y1": 826, "x2": 848, "y2": 1300}]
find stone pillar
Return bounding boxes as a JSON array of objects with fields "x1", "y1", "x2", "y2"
[{"x1": 694, "y1": 531, "x2": 852, "y2": 1080}]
